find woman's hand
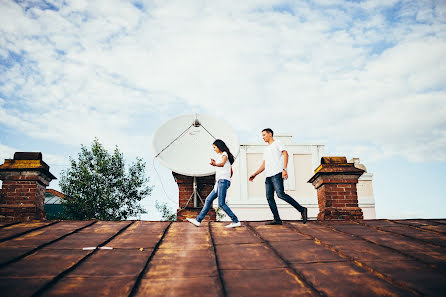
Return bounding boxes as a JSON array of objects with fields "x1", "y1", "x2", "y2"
[{"x1": 210, "y1": 159, "x2": 216, "y2": 166}]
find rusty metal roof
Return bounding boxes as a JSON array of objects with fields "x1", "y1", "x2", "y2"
[{"x1": 0, "y1": 219, "x2": 445, "y2": 297}]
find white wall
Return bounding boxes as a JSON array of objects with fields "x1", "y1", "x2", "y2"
[
  {"x1": 216, "y1": 136, "x2": 376, "y2": 221},
  {"x1": 216, "y1": 136, "x2": 324, "y2": 221}
]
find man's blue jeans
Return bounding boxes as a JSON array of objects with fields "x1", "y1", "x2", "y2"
[
  {"x1": 266, "y1": 172, "x2": 305, "y2": 222},
  {"x1": 197, "y1": 179, "x2": 239, "y2": 223}
]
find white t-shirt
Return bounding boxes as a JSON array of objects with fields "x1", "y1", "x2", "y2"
[
  {"x1": 215, "y1": 151, "x2": 231, "y2": 182},
  {"x1": 263, "y1": 140, "x2": 286, "y2": 177}
]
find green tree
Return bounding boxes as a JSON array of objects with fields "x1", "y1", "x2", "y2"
[
  {"x1": 59, "y1": 138, "x2": 152, "y2": 220},
  {"x1": 155, "y1": 200, "x2": 177, "y2": 221}
]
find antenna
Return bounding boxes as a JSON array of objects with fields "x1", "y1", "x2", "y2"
[{"x1": 193, "y1": 113, "x2": 201, "y2": 127}]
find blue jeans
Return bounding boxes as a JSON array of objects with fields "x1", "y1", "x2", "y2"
[
  {"x1": 266, "y1": 172, "x2": 305, "y2": 221},
  {"x1": 196, "y1": 179, "x2": 239, "y2": 223}
]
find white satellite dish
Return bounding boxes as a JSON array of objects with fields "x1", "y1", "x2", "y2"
[
  {"x1": 153, "y1": 114, "x2": 240, "y2": 208},
  {"x1": 152, "y1": 113, "x2": 240, "y2": 177}
]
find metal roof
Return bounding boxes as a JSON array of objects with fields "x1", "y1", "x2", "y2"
[
  {"x1": 0, "y1": 219, "x2": 445, "y2": 296},
  {"x1": 44, "y1": 196, "x2": 61, "y2": 205},
  {"x1": 45, "y1": 189, "x2": 65, "y2": 205}
]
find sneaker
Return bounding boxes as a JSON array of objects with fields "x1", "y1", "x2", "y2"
[
  {"x1": 225, "y1": 222, "x2": 241, "y2": 228},
  {"x1": 265, "y1": 220, "x2": 282, "y2": 225},
  {"x1": 301, "y1": 207, "x2": 308, "y2": 224},
  {"x1": 186, "y1": 218, "x2": 201, "y2": 227}
]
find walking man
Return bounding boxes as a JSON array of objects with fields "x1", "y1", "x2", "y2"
[{"x1": 249, "y1": 128, "x2": 308, "y2": 225}]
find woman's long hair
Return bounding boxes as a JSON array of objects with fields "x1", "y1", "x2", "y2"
[{"x1": 213, "y1": 139, "x2": 235, "y2": 164}]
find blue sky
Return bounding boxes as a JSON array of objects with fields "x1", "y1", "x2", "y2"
[{"x1": 1, "y1": 0, "x2": 445, "y2": 220}]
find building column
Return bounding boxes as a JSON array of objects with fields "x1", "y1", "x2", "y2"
[
  {"x1": 0, "y1": 152, "x2": 56, "y2": 222},
  {"x1": 173, "y1": 172, "x2": 216, "y2": 222},
  {"x1": 308, "y1": 157, "x2": 364, "y2": 220}
]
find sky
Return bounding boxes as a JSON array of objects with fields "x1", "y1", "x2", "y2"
[{"x1": 0, "y1": 0, "x2": 445, "y2": 220}]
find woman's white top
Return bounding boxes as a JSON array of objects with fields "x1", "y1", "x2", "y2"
[{"x1": 215, "y1": 151, "x2": 231, "y2": 182}]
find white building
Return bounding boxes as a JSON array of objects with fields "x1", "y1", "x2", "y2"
[
  {"x1": 350, "y1": 158, "x2": 376, "y2": 219},
  {"x1": 216, "y1": 135, "x2": 376, "y2": 221}
]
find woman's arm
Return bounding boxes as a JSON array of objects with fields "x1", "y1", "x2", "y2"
[{"x1": 213, "y1": 154, "x2": 228, "y2": 167}]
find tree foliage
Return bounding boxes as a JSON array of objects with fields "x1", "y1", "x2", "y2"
[
  {"x1": 155, "y1": 200, "x2": 177, "y2": 221},
  {"x1": 59, "y1": 139, "x2": 152, "y2": 220}
]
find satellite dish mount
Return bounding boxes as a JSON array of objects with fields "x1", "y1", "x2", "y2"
[
  {"x1": 193, "y1": 119, "x2": 201, "y2": 127},
  {"x1": 184, "y1": 176, "x2": 205, "y2": 208}
]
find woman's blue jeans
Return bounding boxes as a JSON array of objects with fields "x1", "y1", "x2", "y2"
[{"x1": 196, "y1": 179, "x2": 239, "y2": 223}]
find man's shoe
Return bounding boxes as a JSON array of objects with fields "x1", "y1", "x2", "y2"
[
  {"x1": 225, "y1": 222, "x2": 241, "y2": 228},
  {"x1": 265, "y1": 220, "x2": 282, "y2": 225},
  {"x1": 186, "y1": 218, "x2": 201, "y2": 227},
  {"x1": 301, "y1": 207, "x2": 308, "y2": 224}
]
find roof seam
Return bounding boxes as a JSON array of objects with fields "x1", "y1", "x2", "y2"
[
  {"x1": 0, "y1": 221, "x2": 97, "y2": 269},
  {"x1": 30, "y1": 221, "x2": 135, "y2": 297},
  {"x1": 0, "y1": 221, "x2": 59, "y2": 243},
  {"x1": 0, "y1": 221, "x2": 22, "y2": 230},
  {"x1": 432, "y1": 220, "x2": 446, "y2": 226},
  {"x1": 245, "y1": 222, "x2": 328, "y2": 297},
  {"x1": 286, "y1": 222, "x2": 425, "y2": 297},
  {"x1": 387, "y1": 219, "x2": 446, "y2": 236},
  {"x1": 354, "y1": 220, "x2": 446, "y2": 249},
  {"x1": 209, "y1": 222, "x2": 228, "y2": 297},
  {"x1": 317, "y1": 221, "x2": 446, "y2": 275},
  {"x1": 128, "y1": 222, "x2": 172, "y2": 297}
]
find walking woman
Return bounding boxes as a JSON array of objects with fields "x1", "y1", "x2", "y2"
[{"x1": 187, "y1": 139, "x2": 241, "y2": 228}]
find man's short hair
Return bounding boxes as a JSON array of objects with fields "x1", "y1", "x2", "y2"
[{"x1": 262, "y1": 128, "x2": 274, "y2": 136}]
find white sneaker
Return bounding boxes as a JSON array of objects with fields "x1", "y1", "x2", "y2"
[
  {"x1": 186, "y1": 218, "x2": 201, "y2": 227},
  {"x1": 225, "y1": 222, "x2": 241, "y2": 228}
]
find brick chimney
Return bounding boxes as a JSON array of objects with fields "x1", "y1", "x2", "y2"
[
  {"x1": 173, "y1": 172, "x2": 216, "y2": 222},
  {"x1": 308, "y1": 157, "x2": 364, "y2": 220},
  {"x1": 0, "y1": 152, "x2": 56, "y2": 222}
]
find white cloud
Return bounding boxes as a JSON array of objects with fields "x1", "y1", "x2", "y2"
[
  {"x1": 0, "y1": 143, "x2": 67, "y2": 166},
  {"x1": 0, "y1": 143, "x2": 17, "y2": 160},
  {"x1": 0, "y1": 0, "x2": 445, "y2": 164},
  {"x1": 359, "y1": 0, "x2": 400, "y2": 10}
]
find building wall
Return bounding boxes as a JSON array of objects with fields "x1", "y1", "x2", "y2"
[
  {"x1": 357, "y1": 172, "x2": 376, "y2": 219},
  {"x1": 216, "y1": 136, "x2": 376, "y2": 221},
  {"x1": 216, "y1": 136, "x2": 324, "y2": 221}
]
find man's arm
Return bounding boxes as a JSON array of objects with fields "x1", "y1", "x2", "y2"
[
  {"x1": 249, "y1": 160, "x2": 265, "y2": 181},
  {"x1": 282, "y1": 150, "x2": 288, "y2": 179}
]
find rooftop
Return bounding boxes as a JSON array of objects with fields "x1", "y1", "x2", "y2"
[{"x1": 0, "y1": 219, "x2": 445, "y2": 297}]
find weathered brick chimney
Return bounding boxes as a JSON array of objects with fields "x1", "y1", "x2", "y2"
[
  {"x1": 173, "y1": 172, "x2": 216, "y2": 222},
  {"x1": 308, "y1": 157, "x2": 364, "y2": 220},
  {"x1": 0, "y1": 152, "x2": 56, "y2": 222}
]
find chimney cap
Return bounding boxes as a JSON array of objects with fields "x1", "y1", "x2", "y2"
[
  {"x1": 13, "y1": 152, "x2": 43, "y2": 160},
  {"x1": 0, "y1": 152, "x2": 56, "y2": 180},
  {"x1": 321, "y1": 156, "x2": 347, "y2": 164}
]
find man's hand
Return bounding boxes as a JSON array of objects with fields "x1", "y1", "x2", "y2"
[
  {"x1": 249, "y1": 174, "x2": 256, "y2": 182},
  {"x1": 282, "y1": 170, "x2": 288, "y2": 180},
  {"x1": 250, "y1": 161, "x2": 265, "y2": 182}
]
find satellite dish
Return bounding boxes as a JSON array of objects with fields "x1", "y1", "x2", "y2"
[{"x1": 152, "y1": 113, "x2": 240, "y2": 177}]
